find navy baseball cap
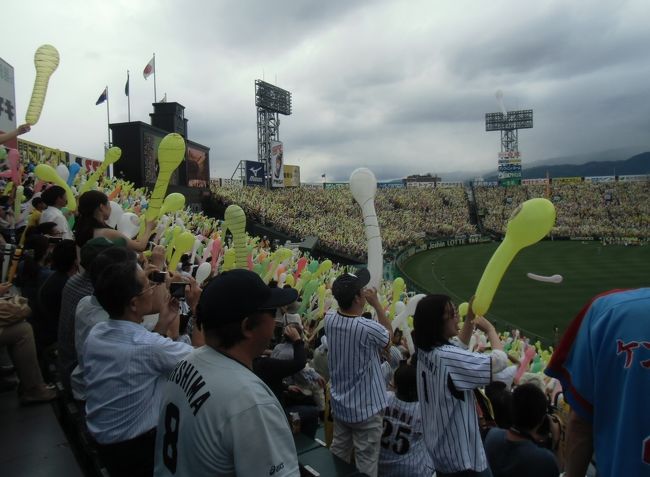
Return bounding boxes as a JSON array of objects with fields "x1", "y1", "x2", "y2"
[
  {"x1": 331, "y1": 268, "x2": 371, "y2": 301},
  {"x1": 197, "y1": 269, "x2": 298, "y2": 329}
]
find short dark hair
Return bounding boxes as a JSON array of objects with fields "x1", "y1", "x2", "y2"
[
  {"x1": 394, "y1": 361, "x2": 418, "y2": 402},
  {"x1": 41, "y1": 186, "x2": 66, "y2": 206},
  {"x1": 412, "y1": 294, "x2": 452, "y2": 351},
  {"x1": 50, "y1": 240, "x2": 77, "y2": 273},
  {"x1": 31, "y1": 197, "x2": 44, "y2": 208},
  {"x1": 89, "y1": 247, "x2": 137, "y2": 288},
  {"x1": 94, "y1": 261, "x2": 143, "y2": 318},
  {"x1": 512, "y1": 383, "x2": 548, "y2": 431},
  {"x1": 202, "y1": 310, "x2": 270, "y2": 349}
]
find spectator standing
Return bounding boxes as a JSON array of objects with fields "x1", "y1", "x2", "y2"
[
  {"x1": 84, "y1": 260, "x2": 192, "y2": 477},
  {"x1": 545, "y1": 288, "x2": 650, "y2": 477},
  {"x1": 154, "y1": 269, "x2": 300, "y2": 477},
  {"x1": 413, "y1": 296, "x2": 508, "y2": 477},
  {"x1": 379, "y1": 360, "x2": 434, "y2": 477},
  {"x1": 484, "y1": 383, "x2": 559, "y2": 477},
  {"x1": 39, "y1": 185, "x2": 73, "y2": 239},
  {"x1": 325, "y1": 268, "x2": 392, "y2": 477}
]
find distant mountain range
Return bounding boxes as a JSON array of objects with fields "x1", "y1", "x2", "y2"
[
  {"x1": 484, "y1": 151, "x2": 650, "y2": 181},
  {"x1": 427, "y1": 148, "x2": 649, "y2": 182}
]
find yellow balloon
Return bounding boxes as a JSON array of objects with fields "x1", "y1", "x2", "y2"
[
  {"x1": 222, "y1": 248, "x2": 236, "y2": 271},
  {"x1": 313, "y1": 259, "x2": 332, "y2": 279},
  {"x1": 458, "y1": 302, "x2": 469, "y2": 319},
  {"x1": 159, "y1": 192, "x2": 185, "y2": 218},
  {"x1": 144, "y1": 133, "x2": 186, "y2": 223},
  {"x1": 224, "y1": 204, "x2": 248, "y2": 269},
  {"x1": 34, "y1": 164, "x2": 77, "y2": 211},
  {"x1": 285, "y1": 274, "x2": 295, "y2": 287},
  {"x1": 389, "y1": 277, "x2": 405, "y2": 320},
  {"x1": 473, "y1": 198, "x2": 555, "y2": 316},
  {"x1": 25, "y1": 45, "x2": 60, "y2": 125},
  {"x1": 168, "y1": 231, "x2": 195, "y2": 272},
  {"x1": 79, "y1": 147, "x2": 122, "y2": 195}
]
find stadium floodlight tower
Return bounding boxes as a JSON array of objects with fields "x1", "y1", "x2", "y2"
[
  {"x1": 255, "y1": 80, "x2": 292, "y2": 188},
  {"x1": 485, "y1": 91, "x2": 533, "y2": 186}
]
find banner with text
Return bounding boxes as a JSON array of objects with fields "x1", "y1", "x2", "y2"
[
  {"x1": 283, "y1": 164, "x2": 300, "y2": 187},
  {"x1": 245, "y1": 160, "x2": 266, "y2": 187},
  {"x1": 0, "y1": 58, "x2": 16, "y2": 148},
  {"x1": 270, "y1": 141, "x2": 284, "y2": 188}
]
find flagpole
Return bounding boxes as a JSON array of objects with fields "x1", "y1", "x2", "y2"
[
  {"x1": 153, "y1": 53, "x2": 157, "y2": 103},
  {"x1": 127, "y1": 70, "x2": 131, "y2": 122},
  {"x1": 106, "y1": 86, "x2": 111, "y2": 146}
]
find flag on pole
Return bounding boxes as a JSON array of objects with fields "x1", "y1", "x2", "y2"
[
  {"x1": 321, "y1": 174, "x2": 326, "y2": 178},
  {"x1": 95, "y1": 87, "x2": 108, "y2": 105},
  {"x1": 143, "y1": 56, "x2": 155, "y2": 79},
  {"x1": 125, "y1": 72, "x2": 130, "y2": 96},
  {"x1": 160, "y1": 93, "x2": 167, "y2": 103}
]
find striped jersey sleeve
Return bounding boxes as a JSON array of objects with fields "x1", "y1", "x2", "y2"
[{"x1": 438, "y1": 344, "x2": 491, "y2": 391}]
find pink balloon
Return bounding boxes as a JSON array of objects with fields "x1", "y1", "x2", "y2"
[
  {"x1": 34, "y1": 180, "x2": 46, "y2": 193},
  {"x1": 247, "y1": 253, "x2": 254, "y2": 271},
  {"x1": 7, "y1": 149, "x2": 21, "y2": 184},
  {"x1": 514, "y1": 346, "x2": 537, "y2": 384},
  {"x1": 211, "y1": 238, "x2": 222, "y2": 271},
  {"x1": 295, "y1": 257, "x2": 308, "y2": 278}
]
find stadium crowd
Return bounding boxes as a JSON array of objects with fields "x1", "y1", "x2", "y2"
[
  {"x1": 211, "y1": 185, "x2": 476, "y2": 258},
  {"x1": 474, "y1": 182, "x2": 650, "y2": 239},
  {"x1": 0, "y1": 126, "x2": 648, "y2": 476}
]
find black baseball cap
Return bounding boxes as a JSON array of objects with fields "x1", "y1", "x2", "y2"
[
  {"x1": 331, "y1": 268, "x2": 371, "y2": 302},
  {"x1": 197, "y1": 269, "x2": 298, "y2": 329}
]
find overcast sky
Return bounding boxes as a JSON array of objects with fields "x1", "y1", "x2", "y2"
[{"x1": 4, "y1": 0, "x2": 650, "y2": 182}]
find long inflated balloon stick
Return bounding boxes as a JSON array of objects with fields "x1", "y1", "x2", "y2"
[
  {"x1": 25, "y1": 45, "x2": 60, "y2": 125},
  {"x1": 138, "y1": 133, "x2": 185, "y2": 239},
  {"x1": 79, "y1": 147, "x2": 122, "y2": 195},
  {"x1": 388, "y1": 277, "x2": 405, "y2": 320},
  {"x1": 224, "y1": 204, "x2": 248, "y2": 269},
  {"x1": 168, "y1": 231, "x2": 195, "y2": 272},
  {"x1": 473, "y1": 198, "x2": 556, "y2": 316},
  {"x1": 34, "y1": 164, "x2": 77, "y2": 211},
  {"x1": 350, "y1": 168, "x2": 383, "y2": 289}
]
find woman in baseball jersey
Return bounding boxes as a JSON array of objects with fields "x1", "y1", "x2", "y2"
[{"x1": 413, "y1": 295, "x2": 508, "y2": 477}]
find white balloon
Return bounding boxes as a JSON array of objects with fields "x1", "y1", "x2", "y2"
[
  {"x1": 526, "y1": 273, "x2": 563, "y2": 284},
  {"x1": 394, "y1": 301, "x2": 406, "y2": 317},
  {"x1": 195, "y1": 262, "x2": 212, "y2": 284},
  {"x1": 350, "y1": 167, "x2": 383, "y2": 289},
  {"x1": 117, "y1": 212, "x2": 140, "y2": 238},
  {"x1": 106, "y1": 201, "x2": 123, "y2": 228},
  {"x1": 56, "y1": 163, "x2": 69, "y2": 182}
]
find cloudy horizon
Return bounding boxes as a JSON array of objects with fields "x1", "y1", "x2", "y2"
[{"x1": 4, "y1": 0, "x2": 650, "y2": 182}]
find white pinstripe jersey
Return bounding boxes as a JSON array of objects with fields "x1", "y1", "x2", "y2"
[
  {"x1": 416, "y1": 344, "x2": 492, "y2": 473},
  {"x1": 378, "y1": 391, "x2": 434, "y2": 477},
  {"x1": 325, "y1": 310, "x2": 390, "y2": 423}
]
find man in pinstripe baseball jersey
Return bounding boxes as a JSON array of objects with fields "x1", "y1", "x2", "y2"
[
  {"x1": 325, "y1": 268, "x2": 393, "y2": 477},
  {"x1": 379, "y1": 360, "x2": 434, "y2": 477},
  {"x1": 413, "y1": 295, "x2": 509, "y2": 477}
]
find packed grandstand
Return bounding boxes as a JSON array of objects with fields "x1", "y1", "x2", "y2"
[{"x1": 1, "y1": 135, "x2": 648, "y2": 476}]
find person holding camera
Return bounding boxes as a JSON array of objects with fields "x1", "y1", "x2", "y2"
[
  {"x1": 484, "y1": 383, "x2": 560, "y2": 477},
  {"x1": 83, "y1": 260, "x2": 193, "y2": 477}
]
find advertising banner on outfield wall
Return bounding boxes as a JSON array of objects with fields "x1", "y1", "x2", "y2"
[
  {"x1": 270, "y1": 141, "x2": 284, "y2": 188},
  {"x1": 522, "y1": 178, "x2": 549, "y2": 185},
  {"x1": 618, "y1": 175, "x2": 650, "y2": 182},
  {"x1": 378, "y1": 182, "x2": 405, "y2": 189},
  {"x1": 245, "y1": 160, "x2": 266, "y2": 187},
  {"x1": 551, "y1": 176, "x2": 582, "y2": 184},
  {"x1": 406, "y1": 182, "x2": 436, "y2": 188},
  {"x1": 437, "y1": 181, "x2": 463, "y2": 188},
  {"x1": 324, "y1": 182, "x2": 349, "y2": 189},
  {"x1": 584, "y1": 176, "x2": 615, "y2": 183},
  {"x1": 17, "y1": 138, "x2": 67, "y2": 166}
]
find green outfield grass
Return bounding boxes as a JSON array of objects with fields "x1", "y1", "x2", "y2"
[{"x1": 400, "y1": 241, "x2": 650, "y2": 342}]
